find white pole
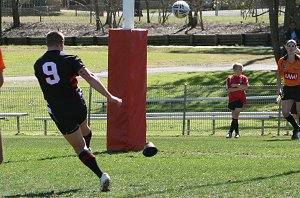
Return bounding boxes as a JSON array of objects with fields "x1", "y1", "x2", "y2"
[{"x1": 123, "y1": 0, "x2": 135, "y2": 29}]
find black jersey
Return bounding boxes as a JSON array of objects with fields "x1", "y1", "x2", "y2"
[{"x1": 34, "y1": 50, "x2": 85, "y2": 107}]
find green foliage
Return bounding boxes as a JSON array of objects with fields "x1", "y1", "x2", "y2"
[{"x1": 1, "y1": 136, "x2": 300, "y2": 197}]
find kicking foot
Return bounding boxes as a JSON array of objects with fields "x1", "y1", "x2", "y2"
[{"x1": 100, "y1": 173, "x2": 111, "y2": 192}]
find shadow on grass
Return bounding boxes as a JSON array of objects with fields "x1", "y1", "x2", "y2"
[
  {"x1": 95, "y1": 150, "x2": 128, "y2": 155},
  {"x1": 129, "y1": 170, "x2": 300, "y2": 197},
  {"x1": 264, "y1": 139, "x2": 292, "y2": 142},
  {"x1": 243, "y1": 56, "x2": 274, "y2": 67},
  {"x1": 5, "y1": 150, "x2": 138, "y2": 164},
  {"x1": 4, "y1": 189, "x2": 81, "y2": 198},
  {"x1": 94, "y1": 150, "x2": 142, "y2": 155},
  {"x1": 168, "y1": 48, "x2": 273, "y2": 55},
  {"x1": 4, "y1": 154, "x2": 75, "y2": 164}
]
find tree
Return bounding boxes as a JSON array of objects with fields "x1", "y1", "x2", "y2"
[
  {"x1": 268, "y1": 0, "x2": 281, "y2": 62},
  {"x1": 196, "y1": 0, "x2": 205, "y2": 31},
  {"x1": 104, "y1": 0, "x2": 112, "y2": 27},
  {"x1": 145, "y1": 0, "x2": 150, "y2": 23},
  {"x1": 94, "y1": 0, "x2": 104, "y2": 33},
  {"x1": 284, "y1": 0, "x2": 296, "y2": 28},
  {"x1": 103, "y1": 0, "x2": 121, "y2": 28},
  {"x1": 158, "y1": 0, "x2": 172, "y2": 24},
  {"x1": 187, "y1": 0, "x2": 198, "y2": 29},
  {"x1": 12, "y1": 0, "x2": 20, "y2": 28},
  {"x1": 187, "y1": 0, "x2": 204, "y2": 30}
]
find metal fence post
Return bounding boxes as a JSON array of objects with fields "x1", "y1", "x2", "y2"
[
  {"x1": 277, "y1": 100, "x2": 281, "y2": 136},
  {"x1": 88, "y1": 85, "x2": 92, "y2": 127},
  {"x1": 182, "y1": 84, "x2": 187, "y2": 135}
]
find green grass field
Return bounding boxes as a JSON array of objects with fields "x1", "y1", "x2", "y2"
[
  {"x1": 0, "y1": 44, "x2": 288, "y2": 197},
  {"x1": 1, "y1": 135, "x2": 300, "y2": 197}
]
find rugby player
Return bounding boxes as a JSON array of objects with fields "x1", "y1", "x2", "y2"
[
  {"x1": 34, "y1": 31, "x2": 122, "y2": 191},
  {"x1": 277, "y1": 39, "x2": 300, "y2": 140}
]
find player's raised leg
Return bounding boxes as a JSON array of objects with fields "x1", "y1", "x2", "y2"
[{"x1": 63, "y1": 128, "x2": 110, "y2": 192}]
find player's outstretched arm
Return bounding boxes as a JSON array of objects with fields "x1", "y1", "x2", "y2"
[
  {"x1": 79, "y1": 67, "x2": 122, "y2": 106},
  {"x1": 276, "y1": 71, "x2": 282, "y2": 95}
]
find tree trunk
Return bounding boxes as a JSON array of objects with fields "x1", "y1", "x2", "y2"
[
  {"x1": 94, "y1": 0, "x2": 101, "y2": 30},
  {"x1": 159, "y1": 0, "x2": 171, "y2": 24},
  {"x1": 104, "y1": 0, "x2": 112, "y2": 26},
  {"x1": 12, "y1": 0, "x2": 20, "y2": 28},
  {"x1": 268, "y1": 0, "x2": 281, "y2": 62},
  {"x1": 284, "y1": 0, "x2": 295, "y2": 28},
  {"x1": 146, "y1": 0, "x2": 150, "y2": 23},
  {"x1": 198, "y1": 0, "x2": 204, "y2": 30}
]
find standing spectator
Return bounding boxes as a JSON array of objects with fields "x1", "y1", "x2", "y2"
[
  {"x1": 282, "y1": 20, "x2": 300, "y2": 56},
  {"x1": 225, "y1": 63, "x2": 249, "y2": 138},
  {"x1": 284, "y1": 20, "x2": 300, "y2": 45},
  {"x1": 277, "y1": 39, "x2": 300, "y2": 140},
  {"x1": 0, "y1": 48, "x2": 6, "y2": 164},
  {"x1": 34, "y1": 31, "x2": 122, "y2": 191}
]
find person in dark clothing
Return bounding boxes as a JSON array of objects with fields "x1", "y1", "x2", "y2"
[
  {"x1": 282, "y1": 21, "x2": 300, "y2": 56},
  {"x1": 34, "y1": 31, "x2": 122, "y2": 191},
  {"x1": 284, "y1": 21, "x2": 300, "y2": 45}
]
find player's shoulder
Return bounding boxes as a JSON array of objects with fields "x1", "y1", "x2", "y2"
[
  {"x1": 240, "y1": 74, "x2": 249, "y2": 81},
  {"x1": 60, "y1": 51, "x2": 76, "y2": 58},
  {"x1": 34, "y1": 54, "x2": 46, "y2": 67},
  {"x1": 60, "y1": 51, "x2": 82, "y2": 62},
  {"x1": 278, "y1": 55, "x2": 288, "y2": 62}
]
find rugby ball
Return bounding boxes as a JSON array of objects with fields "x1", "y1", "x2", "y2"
[{"x1": 172, "y1": 1, "x2": 190, "y2": 18}]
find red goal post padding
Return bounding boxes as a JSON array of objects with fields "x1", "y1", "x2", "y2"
[{"x1": 107, "y1": 29, "x2": 148, "y2": 151}]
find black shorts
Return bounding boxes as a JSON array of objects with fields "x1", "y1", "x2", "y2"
[
  {"x1": 282, "y1": 85, "x2": 300, "y2": 102},
  {"x1": 49, "y1": 103, "x2": 87, "y2": 135},
  {"x1": 47, "y1": 88, "x2": 87, "y2": 136},
  {"x1": 228, "y1": 100, "x2": 244, "y2": 111}
]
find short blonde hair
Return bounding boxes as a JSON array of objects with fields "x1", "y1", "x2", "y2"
[{"x1": 232, "y1": 63, "x2": 243, "y2": 70}]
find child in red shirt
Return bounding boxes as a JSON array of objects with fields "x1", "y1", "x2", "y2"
[{"x1": 226, "y1": 63, "x2": 249, "y2": 138}]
